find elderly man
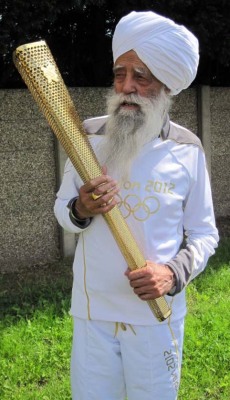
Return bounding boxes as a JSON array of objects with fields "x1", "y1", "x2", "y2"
[{"x1": 54, "y1": 11, "x2": 219, "y2": 400}]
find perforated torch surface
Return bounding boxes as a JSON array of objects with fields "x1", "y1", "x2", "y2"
[{"x1": 13, "y1": 41, "x2": 171, "y2": 321}]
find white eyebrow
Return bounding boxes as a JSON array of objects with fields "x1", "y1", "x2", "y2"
[
  {"x1": 134, "y1": 66, "x2": 150, "y2": 77},
  {"x1": 113, "y1": 65, "x2": 124, "y2": 72},
  {"x1": 113, "y1": 65, "x2": 149, "y2": 75}
]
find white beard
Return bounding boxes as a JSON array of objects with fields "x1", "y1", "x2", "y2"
[{"x1": 98, "y1": 88, "x2": 172, "y2": 183}]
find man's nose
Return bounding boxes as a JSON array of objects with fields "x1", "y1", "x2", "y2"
[{"x1": 121, "y1": 76, "x2": 137, "y2": 94}]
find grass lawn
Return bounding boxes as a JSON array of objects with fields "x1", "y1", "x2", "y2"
[
  {"x1": 180, "y1": 239, "x2": 230, "y2": 400},
  {"x1": 0, "y1": 239, "x2": 230, "y2": 400}
]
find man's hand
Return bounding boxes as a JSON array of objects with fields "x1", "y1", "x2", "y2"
[
  {"x1": 125, "y1": 261, "x2": 175, "y2": 300},
  {"x1": 75, "y1": 169, "x2": 119, "y2": 219}
]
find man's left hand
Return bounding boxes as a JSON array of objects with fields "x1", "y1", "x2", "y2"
[{"x1": 125, "y1": 261, "x2": 175, "y2": 300}]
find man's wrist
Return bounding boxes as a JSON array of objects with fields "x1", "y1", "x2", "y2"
[
  {"x1": 72, "y1": 197, "x2": 87, "y2": 220},
  {"x1": 168, "y1": 283, "x2": 177, "y2": 296},
  {"x1": 155, "y1": 264, "x2": 177, "y2": 296},
  {"x1": 164, "y1": 265, "x2": 177, "y2": 296}
]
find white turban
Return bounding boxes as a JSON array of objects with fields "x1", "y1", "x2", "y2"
[{"x1": 112, "y1": 11, "x2": 199, "y2": 95}]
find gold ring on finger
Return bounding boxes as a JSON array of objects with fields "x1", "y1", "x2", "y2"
[
  {"x1": 91, "y1": 192, "x2": 101, "y2": 201},
  {"x1": 107, "y1": 197, "x2": 114, "y2": 205}
]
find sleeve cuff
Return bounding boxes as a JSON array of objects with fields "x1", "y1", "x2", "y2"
[{"x1": 67, "y1": 197, "x2": 92, "y2": 229}]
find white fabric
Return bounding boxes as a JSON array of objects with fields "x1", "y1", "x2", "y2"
[
  {"x1": 112, "y1": 11, "x2": 199, "y2": 95},
  {"x1": 54, "y1": 118, "x2": 219, "y2": 325},
  {"x1": 71, "y1": 317, "x2": 184, "y2": 400}
]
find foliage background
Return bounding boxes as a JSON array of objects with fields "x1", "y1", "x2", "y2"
[{"x1": 1, "y1": 0, "x2": 230, "y2": 88}]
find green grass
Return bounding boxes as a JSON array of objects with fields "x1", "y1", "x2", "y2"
[
  {"x1": 0, "y1": 240, "x2": 230, "y2": 400},
  {"x1": 179, "y1": 238, "x2": 230, "y2": 400},
  {"x1": 0, "y1": 262, "x2": 73, "y2": 400}
]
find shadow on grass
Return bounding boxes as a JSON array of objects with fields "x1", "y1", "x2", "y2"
[{"x1": 0, "y1": 258, "x2": 73, "y2": 322}]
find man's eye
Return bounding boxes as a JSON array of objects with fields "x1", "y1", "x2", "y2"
[
  {"x1": 115, "y1": 73, "x2": 125, "y2": 79},
  {"x1": 136, "y1": 74, "x2": 146, "y2": 81}
]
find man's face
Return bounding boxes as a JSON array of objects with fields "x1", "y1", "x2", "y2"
[{"x1": 113, "y1": 50, "x2": 165, "y2": 107}]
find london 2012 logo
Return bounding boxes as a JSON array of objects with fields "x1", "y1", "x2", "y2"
[
  {"x1": 117, "y1": 179, "x2": 176, "y2": 221},
  {"x1": 117, "y1": 194, "x2": 160, "y2": 221}
]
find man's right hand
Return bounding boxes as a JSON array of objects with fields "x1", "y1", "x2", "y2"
[{"x1": 75, "y1": 172, "x2": 119, "y2": 219}]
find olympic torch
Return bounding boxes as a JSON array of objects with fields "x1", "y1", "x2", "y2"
[{"x1": 13, "y1": 41, "x2": 171, "y2": 321}]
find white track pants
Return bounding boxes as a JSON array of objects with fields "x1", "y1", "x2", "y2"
[{"x1": 71, "y1": 317, "x2": 184, "y2": 400}]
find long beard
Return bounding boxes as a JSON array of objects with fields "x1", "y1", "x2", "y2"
[{"x1": 98, "y1": 89, "x2": 172, "y2": 183}]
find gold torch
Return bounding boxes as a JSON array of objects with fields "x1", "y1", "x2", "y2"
[{"x1": 13, "y1": 41, "x2": 171, "y2": 322}]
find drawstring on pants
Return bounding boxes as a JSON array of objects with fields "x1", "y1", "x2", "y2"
[{"x1": 114, "y1": 322, "x2": 136, "y2": 337}]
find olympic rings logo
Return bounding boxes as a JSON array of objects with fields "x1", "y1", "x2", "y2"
[{"x1": 117, "y1": 194, "x2": 160, "y2": 221}]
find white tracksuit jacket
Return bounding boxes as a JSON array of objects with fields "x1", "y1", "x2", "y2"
[{"x1": 54, "y1": 116, "x2": 219, "y2": 325}]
